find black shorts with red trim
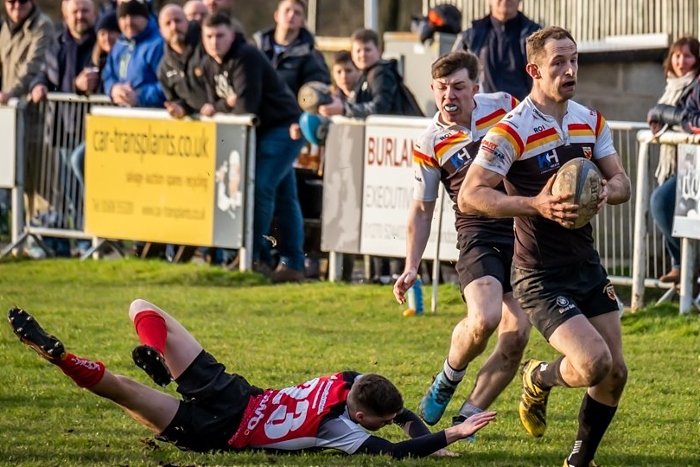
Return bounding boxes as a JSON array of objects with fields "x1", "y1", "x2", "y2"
[
  {"x1": 511, "y1": 253, "x2": 620, "y2": 340},
  {"x1": 157, "y1": 350, "x2": 263, "y2": 452}
]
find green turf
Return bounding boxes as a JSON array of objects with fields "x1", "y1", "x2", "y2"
[{"x1": 0, "y1": 258, "x2": 698, "y2": 466}]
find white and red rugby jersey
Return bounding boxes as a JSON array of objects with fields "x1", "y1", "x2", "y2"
[
  {"x1": 228, "y1": 372, "x2": 371, "y2": 453},
  {"x1": 412, "y1": 92, "x2": 517, "y2": 234}
]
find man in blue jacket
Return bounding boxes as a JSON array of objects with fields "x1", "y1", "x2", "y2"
[{"x1": 102, "y1": 0, "x2": 165, "y2": 107}]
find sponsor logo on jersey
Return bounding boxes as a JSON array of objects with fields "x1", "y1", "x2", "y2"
[
  {"x1": 537, "y1": 150, "x2": 560, "y2": 172},
  {"x1": 481, "y1": 140, "x2": 498, "y2": 154},
  {"x1": 245, "y1": 392, "x2": 271, "y2": 434},
  {"x1": 533, "y1": 125, "x2": 546, "y2": 133},
  {"x1": 447, "y1": 146, "x2": 472, "y2": 171}
]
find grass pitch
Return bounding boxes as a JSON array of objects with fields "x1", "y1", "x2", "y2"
[{"x1": 0, "y1": 258, "x2": 698, "y2": 467}]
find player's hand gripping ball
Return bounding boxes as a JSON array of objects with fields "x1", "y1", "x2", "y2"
[
  {"x1": 297, "y1": 81, "x2": 333, "y2": 114},
  {"x1": 551, "y1": 157, "x2": 603, "y2": 229}
]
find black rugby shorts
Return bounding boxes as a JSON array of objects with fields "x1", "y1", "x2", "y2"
[
  {"x1": 455, "y1": 232, "x2": 514, "y2": 296},
  {"x1": 511, "y1": 254, "x2": 620, "y2": 340},
  {"x1": 157, "y1": 350, "x2": 263, "y2": 452}
]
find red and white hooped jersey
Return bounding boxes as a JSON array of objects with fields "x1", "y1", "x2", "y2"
[
  {"x1": 228, "y1": 372, "x2": 370, "y2": 454},
  {"x1": 412, "y1": 92, "x2": 518, "y2": 235},
  {"x1": 473, "y1": 97, "x2": 616, "y2": 268}
]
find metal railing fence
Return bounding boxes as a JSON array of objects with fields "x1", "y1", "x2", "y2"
[
  {"x1": 2, "y1": 94, "x2": 113, "y2": 259},
  {"x1": 423, "y1": 0, "x2": 700, "y2": 43}
]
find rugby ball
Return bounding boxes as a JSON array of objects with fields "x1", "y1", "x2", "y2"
[
  {"x1": 299, "y1": 112, "x2": 330, "y2": 146},
  {"x1": 551, "y1": 158, "x2": 603, "y2": 229},
  {"x1": 297, "y1": 81, "x2": 333, "y2": 114}
]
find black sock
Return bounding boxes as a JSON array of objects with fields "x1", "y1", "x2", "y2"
[
  {"x1": 534, "y1": 356, "x2": 569, "y2": 389},
  {"x1": 566, "y1": 393, "x2": 617, "y2": 466}
]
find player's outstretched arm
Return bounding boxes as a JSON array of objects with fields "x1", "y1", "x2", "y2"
[
  {"x1": 355, "y1": 411, "x2": 496, "y2": 459},
  {"x1": 393, "y1": 407, "x2": 432, "y2": 438},
  {"x1": 443, "y1": 410, "x2": 496, "y2": 444}
]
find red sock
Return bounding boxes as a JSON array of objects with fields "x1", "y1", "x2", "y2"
[
  {"x1": 133, "y1": 310, "x2": 167, "y2": 355},
  {"x1": 56, "y1": 353, "x2": 106, "y2": 388}
]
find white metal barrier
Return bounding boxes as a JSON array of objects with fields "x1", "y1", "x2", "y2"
[
  {"x1": 322, "y1": 117, "x2": 684, "y2": 311},
  {"x1": 0, "y1": 95, "x2": 258, "y2": 271},
  {"x1": 0, "y1": 98, "x2": 25, "y2": 255},
  {"x1": 1, "y1": 94, "x2": 112, "y2": 259},
  {"x1": 634, "y1": 130, "x2": 700, "y2": 314}
]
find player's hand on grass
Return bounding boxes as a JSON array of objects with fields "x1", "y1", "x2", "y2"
[{"x1": 444, "y1": 411, "x2": 496, "y2": 444}]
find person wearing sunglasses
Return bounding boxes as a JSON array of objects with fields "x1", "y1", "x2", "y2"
[{"x1": 0, "y1": 0, "x2": 54, "y2": 104}]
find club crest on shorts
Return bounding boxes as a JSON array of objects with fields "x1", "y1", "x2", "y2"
[
  {"x1": 605, "y1": 283, "x2": 617, "y2": 301},
  {"x1": 556, "y1": 296, "x2": 574, "y2": 314}
]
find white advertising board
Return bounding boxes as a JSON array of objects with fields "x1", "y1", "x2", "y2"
[
  {"x1": 673, "y1": 144, "x2": 700, "y2": 240},
  {"x1": 0, "y1": 106, "x2": 17, "y2": 188},
  {"x1": 360, "y1": 118, "x2": 459, "y2": 261}
]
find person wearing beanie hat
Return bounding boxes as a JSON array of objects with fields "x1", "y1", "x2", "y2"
[
  {"x1": 92, "y1": 11, "x2": 120, "y2": 74},
  {"x1": 117, "y1": 0, "x2": 150, "y2": 19},
  {"x1": 95, "y1": 10, "x2": 119, "y2": 33},
  {"x1": 102, "y1": 0, "x2": 165, "y2": 108}
]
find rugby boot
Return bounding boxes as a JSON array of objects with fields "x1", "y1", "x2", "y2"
[
  {"x1": 419, "y1": 371, "x2": 459, "y2": 425},
  {"x1": 519, "y1": 359, "x2": 551, "y2": 437},
  {"x1": 132, "y1": 344, "x2": 173, "y2": 387},
  {"x1": 8, "y1": 307, "x2": 66, "y2": 362}
]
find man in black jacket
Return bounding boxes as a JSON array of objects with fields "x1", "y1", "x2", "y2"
[
  {"x1": 253, "y1": 0, "x2": 330, "y2": 280},
  {"x1": 319, "y1": 28, "x2": 418, "y2": 119},
  {"x1": 157, "y1": 3, "x2": 208, "y2": 119},
  {"x1": 452, "y1": 0, "x2": 540, "y2": 100},
  {"x1": 30, "y1": 0, "x2": 98, "y2": 101},
  {"x1": 199, "y1": 13, "x2": 306, "y2": 283},
  {"x1": 252, "y1": 0, "x2": 330, "y2": 97}
]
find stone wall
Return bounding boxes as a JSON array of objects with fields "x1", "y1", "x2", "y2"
[{"x1": 577, "y1": 57, "x2": 666, "y2": 122}]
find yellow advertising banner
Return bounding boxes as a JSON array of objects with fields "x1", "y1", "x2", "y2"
[{"x1": 85, "y1": 115, "x2": 220, "y2": 246}]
